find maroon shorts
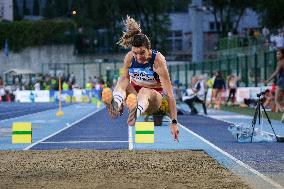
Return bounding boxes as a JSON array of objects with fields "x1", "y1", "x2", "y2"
[{"x1": 131, "y1": 82, "x2": 163, "y2": 94}]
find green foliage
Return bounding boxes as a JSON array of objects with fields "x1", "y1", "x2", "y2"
[
  {"x1": 45, "y1": 0, "x2": 172, "y2": 53},
  {"x1": 254, "y1": 0, "x2": 284, "y2": 29},
  {"x1": 0, "y1": 20, "x2": 76, "y2": 52},
  {"x1": 204, "y1": 0, "x2": 257, "y2": 36}
]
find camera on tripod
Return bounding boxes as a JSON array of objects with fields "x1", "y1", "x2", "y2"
[
  {"x1": 250, "y1": 89, "x2": 284, "y2": 142},
  {"x1": 256, "y1": 89, "x2": 269, "y2": 98}
]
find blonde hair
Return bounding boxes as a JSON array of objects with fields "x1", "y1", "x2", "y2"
[{"x1": 117, "y1": 15, "x2": 150, "y2": 49}]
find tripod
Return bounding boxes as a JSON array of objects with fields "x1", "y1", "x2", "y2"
[{"x1": 251, "y1": 94, "x2": 279, "y2": 142}]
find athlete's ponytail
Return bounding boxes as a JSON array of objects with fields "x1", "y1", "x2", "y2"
[{"x1": 117, "y1": 15, "x2": 151, "y2": 49}]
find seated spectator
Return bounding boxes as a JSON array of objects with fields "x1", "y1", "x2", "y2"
[
  {"x1": 263, "y1": 89, "x2": 277, "y2": 112},
  {"x1": 182, "y1": 76, "x2": 207, "y2": 115}
]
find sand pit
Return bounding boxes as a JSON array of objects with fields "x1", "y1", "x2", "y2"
[{"x1": 0, "y1": 150, "x2": 250, "y2": 189}]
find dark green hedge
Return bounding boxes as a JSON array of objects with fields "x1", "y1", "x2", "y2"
[{"x1": 0, "y1": 20, "x2": 76, "y2": 52}]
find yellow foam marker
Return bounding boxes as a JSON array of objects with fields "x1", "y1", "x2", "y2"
[
  {"x1": 12, "y1": 122, "x2": 32, "y2": 144},
  {"x1": 135, "y1": 122, "x2": 154, "y2": 143}
]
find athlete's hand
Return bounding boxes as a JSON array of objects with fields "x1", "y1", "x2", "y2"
[{"x1": 170, "y1": 124, "x2": 179, "y2": 142}]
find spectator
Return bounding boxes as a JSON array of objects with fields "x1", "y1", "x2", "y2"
[
  {"x1": 206, "y1": 72, "x2": 216, "y2": 108},
  {"x1": 34, "y1": 80, "x2": 41, "y2": 91},
  {"x1": 226, "y1": 75, "x2": 239, "y2": 105},
  {"x1": 264, "y1": 48, "x2": 284, "y2": 121},
  {"x1": 183, "y1": 76, "x2": 207, "y2": 115},
  {"x1": 211, "y1": 71, "x2": 226, "y2": 109},
  {"x1": 173, "y1": 82, "x2": 182, "y2": 103},
  {"x1": 263, "y1": 89, "x2": 276, "y2": 111},
  {"x1": 262, "y1": 27, "x2": 270, "y2": 39},
  {"x1": 271, "y1": 31, "x2": 284, "y2": 49}
]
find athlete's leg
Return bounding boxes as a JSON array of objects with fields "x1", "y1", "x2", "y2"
[
  {"x1": 133, "y1": 88, "x2": 163, "y2": 115},
  {"x1": 109, "y1": 76, "x2": 130, "y2": 110},
  {"x1": 126, "y1": 88, "x2": 162, "y2": 126},
  {"x1": 102, "y1": 76, "x2": 130, "y2": 118},
  {"x1": 102, "y1": 76, "x2": 129, "y2": 104}
]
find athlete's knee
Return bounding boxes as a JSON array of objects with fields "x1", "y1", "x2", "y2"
[{"x1": 138, "y1": 87, "x2": 151, "y2": 95}]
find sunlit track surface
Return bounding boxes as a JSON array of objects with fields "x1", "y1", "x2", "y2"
[{"x1": 0, "y1": 102, "x2": 69, "y2": 121}]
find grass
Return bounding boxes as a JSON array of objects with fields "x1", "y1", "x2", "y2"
[{"x1": 220, "y1": 104, "x2": 283, "y2": 122}]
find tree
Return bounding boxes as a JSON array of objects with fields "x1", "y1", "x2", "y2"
[
  {"x1": 73, "y1": 0, "x2": 172, "y2": 53},
  {"x1": 254, "y1": 0, "x2": 284, "y2": 29},
  {"x1": 42, "y1": 0, "x2": 172, "y2": 53},
  {"x1": 204, "y1": 0, "x2": 256, "y2": 36}
]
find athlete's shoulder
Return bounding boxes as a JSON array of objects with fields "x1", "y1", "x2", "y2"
[
  {"x1": 124, "y1": 51, "x2": 133, "y2": 61},
  {"x1": 124, "y1": 51, "x2": 133, "y2": 66},
  {"x1": 154, "y1": 51, "x2": 166, "y2": 65}
]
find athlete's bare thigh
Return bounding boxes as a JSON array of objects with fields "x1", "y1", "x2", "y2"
[{"x1": 137, "y1": 87, "x2": 163, "y2": 114}]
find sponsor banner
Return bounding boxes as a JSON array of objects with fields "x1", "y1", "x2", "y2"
[
  {"x1": 50, "y1": 90, "x2": 74, "y2": 102},
  {"x1": 49, "y1": 89, "x2": 101, "y2": 102},
  {"x1": 34, "y1": 90, "x2": 50, "y2": 102},
  {"x1": 249, "y1": 87, "x2": 261, "y2": 99},
  {"x1": 236, "y1": 88, "x2": 250, "y2": 103},
  {"x1": 15, "y1": 90, "x2": 50, "y2": 102}
]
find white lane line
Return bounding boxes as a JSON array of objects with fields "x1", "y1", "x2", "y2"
[
  {"x1": 179, "y1": 124, "x2": 284, "y2": 189},
  {"x1": 210, "y1": 115, "x2": 251, "y2": 119},
  {"x1": 41, "y1": 140, "x2": 128, "y2": 144},
  {"x1": 23, "y1": 108, "x2": 104, "y2": 150},
  {"x1": 128, "y1": 126, "x2": 133, "y2": 150}
]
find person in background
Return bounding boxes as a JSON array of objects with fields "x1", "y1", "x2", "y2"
[
  {"x1": 183, "y1": 76, "x2": 207, "y2": 115},
  {"x1": 34, "y1": 80, "x2": 41, "y2": 91},
  {"x1": 226, "y1": 75, "x2": 239, "y2": 105},
  {"x1": 206, "y1": 72, "x2": 216, "y2": 108},
  {"x1": 264, "y1": 48, "x2": 284, "y2": 121},
  {"x1": 212, "y1": 71, "x2": 226, "y2": 109}
]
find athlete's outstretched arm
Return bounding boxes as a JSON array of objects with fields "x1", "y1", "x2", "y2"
[
  {"x1": 122, "y1": 51, "x2": 133, "y2": 79},
  {"x1": 154, "y1": 52, "x2": 179, "y2": 141},
  {"x1": 114, "y1": 51, "x2": 132, "y2": 91}
]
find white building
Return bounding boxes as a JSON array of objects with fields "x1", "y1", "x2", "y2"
[{"x1": 0, "y1": 0, "x2": 13, "y2": 21}]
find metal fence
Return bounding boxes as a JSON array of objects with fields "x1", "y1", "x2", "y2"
[
  {"x1": 42, "y1": 60, "x2": 123, "y2": 87},
  {"x1": 42, "y1": 50, "x2": 277, "y2": 88},
  {"x1": 168, "y1": 50, "x2": 277, "y2": 87}
]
